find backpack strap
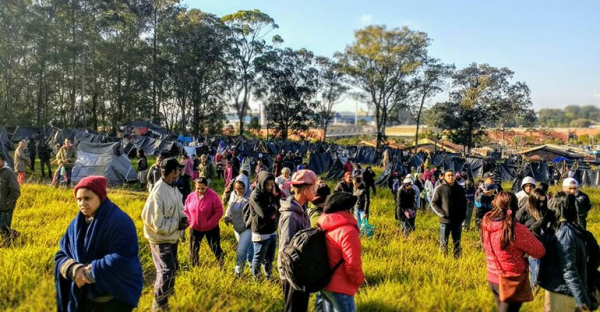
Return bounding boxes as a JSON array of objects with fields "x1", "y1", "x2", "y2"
[{"x1": 332, "y1": 258, "x2": 345, "y2": 271}]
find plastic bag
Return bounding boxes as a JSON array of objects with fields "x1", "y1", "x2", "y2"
[{"x1": 360, "y1": 218, "x2": 375, "y2": 238}]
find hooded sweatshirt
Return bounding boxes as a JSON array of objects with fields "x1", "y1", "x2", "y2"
[
  {"x1": 318, "y1": 211, "x2": 364, "y2": 296},
  {"x1": 278, "y1": 196, "x2": 310, "y2": 280},
  {"x1": 248, "y1": 171, "x2": 281, "y2": 236},
  {"x1": 482, "y1": 218, "x2": 545, "y2": 284},
  {"x1": 224, "y1": 176, "x2": 250, "y2": 233},
  {"x1": 184, "y1": 187, "x2": 223, "y2": 232}
]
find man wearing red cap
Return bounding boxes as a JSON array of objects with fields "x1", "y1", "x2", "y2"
[{"x1": 278, "y1": 169, "x2": 317, "y2": 312}]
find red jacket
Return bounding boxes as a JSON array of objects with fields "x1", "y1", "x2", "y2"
[
  {"x1": 184, "y1": 188, "x2": 223, "y2": 232},
  {"x1": 482, "y1": 218, "x2": 545, "y2": 284},
  {"x1": 318, "y1": 211, "x2": 364, "y2": 296}
]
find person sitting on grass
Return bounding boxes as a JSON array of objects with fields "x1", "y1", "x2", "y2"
[{"x1": 55, "y1": 176, "x2": 143, "y2": 312}]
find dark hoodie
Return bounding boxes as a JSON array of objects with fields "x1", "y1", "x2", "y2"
[
  {"x1": 248, "y1": 171, "x2": 282, "y2": 235},
  {"x1": 278, "y1": 196, "x2": 311, "y2": 280}
]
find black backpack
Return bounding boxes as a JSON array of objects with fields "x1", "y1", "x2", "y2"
[{"x1": 279, "y1": 227, "x2": 344, "y2": 293}]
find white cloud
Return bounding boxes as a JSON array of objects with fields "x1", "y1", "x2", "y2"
[
  {"x1": 360, "y1": 14, "x2": 372, "y2": 24},
  {"x1": 594, "y1": 93, "x2": 600, "y2": 100}
]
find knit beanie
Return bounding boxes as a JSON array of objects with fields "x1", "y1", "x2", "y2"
[
  {"x1": 323, "y1": 192, "x2": 358, "y2": 214},
  {"x1": 74, "y1": 176, "x2": 108, "y2": 202}
]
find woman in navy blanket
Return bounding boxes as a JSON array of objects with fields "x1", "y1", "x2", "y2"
[{"x1": 54, "y1": 176, "x2": 143, "y2": 312}]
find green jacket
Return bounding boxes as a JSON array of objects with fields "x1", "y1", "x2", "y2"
[
  {"x1": 56, "y1": 146, "x2": 77, "y2": 169},
  {"x1": 307, "y1": 202, "x2": 323, "y2": 228},
  {"x1": 0, "y1": 166, "x2": 20, "y2": 212},
  {"x1": 198, "y1": 161, "x2": 216, "y2": 180}
]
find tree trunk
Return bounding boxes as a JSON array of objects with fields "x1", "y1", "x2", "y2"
[{"x1": 415, "y1": 93, "x2": 427, "y2": 152}]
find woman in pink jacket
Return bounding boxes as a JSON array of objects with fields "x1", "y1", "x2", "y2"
[
  {"x1": 184, "y1": 177, "x2": 224, "y2": 267},
  {"x1": 482, "y1": 191, "x2": 545, "y2": 312},
  {"x1": 317, "y1": 192, "x2": 365, "y2": 312}
]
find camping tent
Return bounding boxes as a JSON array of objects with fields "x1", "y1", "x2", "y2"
[{"x1": 71, "y1": 142, "x2": 137, "y2": 185}]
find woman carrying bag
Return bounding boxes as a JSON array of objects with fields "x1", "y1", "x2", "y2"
[{"x1": 482, "y1": 191, "x2": 546, "y2": 312}]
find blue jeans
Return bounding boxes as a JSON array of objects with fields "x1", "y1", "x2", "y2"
[
  {"x1": 440, "y1": 223, "x2": 462, "y2": 258},
  {"x1": 252, "y1": 233, "x2": 277, "y2": 279},
  {"x1": 234, "y1": 229, "x2": 254, "y2": 275},
  {"x1": 315, "y1": 289, "x2": 356, "y2": 312},
  {"x1": 355, "y1": 209, "x2": 365, "y2": 226},
  {"x1": 529, "y1": 257, "x2": 540, "y2": 291}
]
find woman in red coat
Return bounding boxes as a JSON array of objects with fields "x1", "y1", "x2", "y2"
[
  {"x1": 316, "y1": 192, "x2": 365, "y2": 312},
  {"x1": 482, "y1": 191, "x2": 545, "y2": 312}
]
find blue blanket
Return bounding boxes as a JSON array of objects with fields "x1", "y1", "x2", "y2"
[{"x1": 54, "y1": 198, "x2": 143, "y2": 311}]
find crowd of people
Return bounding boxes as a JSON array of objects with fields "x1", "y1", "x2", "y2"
[{"x1": 1, "y1": 143, "x2": 599, "y2": 312}]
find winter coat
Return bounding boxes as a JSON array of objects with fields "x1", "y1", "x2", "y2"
[
  {"x1": 575, "y1": 191, "x2": 592, "y2": 229},
  {"x1": 224, "y1": 177, "x2": 250, "y2": 233},
  {"x1": 184, "y1": 188, "x2": 223, "y2": 232},
  {"x1": 0, "y1": 164, "x2": 20, "y2": 212},
  {"x1": 56, "y1": 145, "x2": 77, "y2": 169},
  {"x1": 248, "y1": 171, "x2": 281, "y2": 235},
  {"x1": 353, "y1": 186, "x2": 369, "y2": 215},
  {"x1": 14, "y1": 147, "x2": 29, "y2": 172},
  {"x1": 515, "y1": 207, "x2": 537, "y2": 231},
  {"x1": 278, "y1": 197, "x2": 311, "y2": 280},
  {"x1": 334, "y1": 181, "x2": 353, "y2": 194},
  {"x1": 318, "y1": 211, "x2": 364, "y2": 296},
  {"x1": 198, "y1": 160, "x2": 216, "y2": 180},
  {"x1": 141, "y1": 179, "x2": 185, "y2": 244},
  {"x1": 430, "y1": 182, "x2": 467, "y2": 224},
  {"x1": 539, "y1": 223, "x2": 591, "y2": 307},
  {"x1": 482, "y1": 218, "x2": 545, "y2": 284}
]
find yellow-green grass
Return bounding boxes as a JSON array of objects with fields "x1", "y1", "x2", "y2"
[{"x1": 2, "y1": 176, "x2": 600, "y2": 311}]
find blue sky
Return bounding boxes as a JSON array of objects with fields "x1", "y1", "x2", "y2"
[{"x1": 184, "y1": 0, "x2": 600, "y2": 113}]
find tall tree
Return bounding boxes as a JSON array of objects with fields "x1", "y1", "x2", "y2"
[
  {"x1": 425, "y1": 63, "x2": 533, "y2": 153},
  {"x1": 222, "y1": 10, "x2": 281, "y2": 137},
  {"x1": 161, "y1": 9, "x2": 228, "y2": 134},
  {"x1": 314, "y1": 56, "x2": 348, "y2": 141},
  {"x1": 337, "y1": 25, "x2": 429, "y2": 147},
  {"x1": 411, "y1": 59, "x2": 454, "y2": 150},
  {"x1": 255, "y1": 48, "x2": 319, "y2": 141}
]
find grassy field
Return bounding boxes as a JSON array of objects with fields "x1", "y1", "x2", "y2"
[{"x1": 3, "y1": 165, "x2": 600, "y2": 311}]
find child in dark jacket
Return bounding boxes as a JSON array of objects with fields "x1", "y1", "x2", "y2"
[
  {"x1": 463, "y1": 179, "x2": 476, "y2": 231},
  {"x1": 353, "y1": 176, "x2": 369, "y2": 226}
]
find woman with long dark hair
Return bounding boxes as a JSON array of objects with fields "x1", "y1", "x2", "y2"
[
  {"x1": 539, "y1": 192, "x2": 593, "y2": 311},
  {"x1": 482, "y1": 191, "x2": 545, "y2": 312}
]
